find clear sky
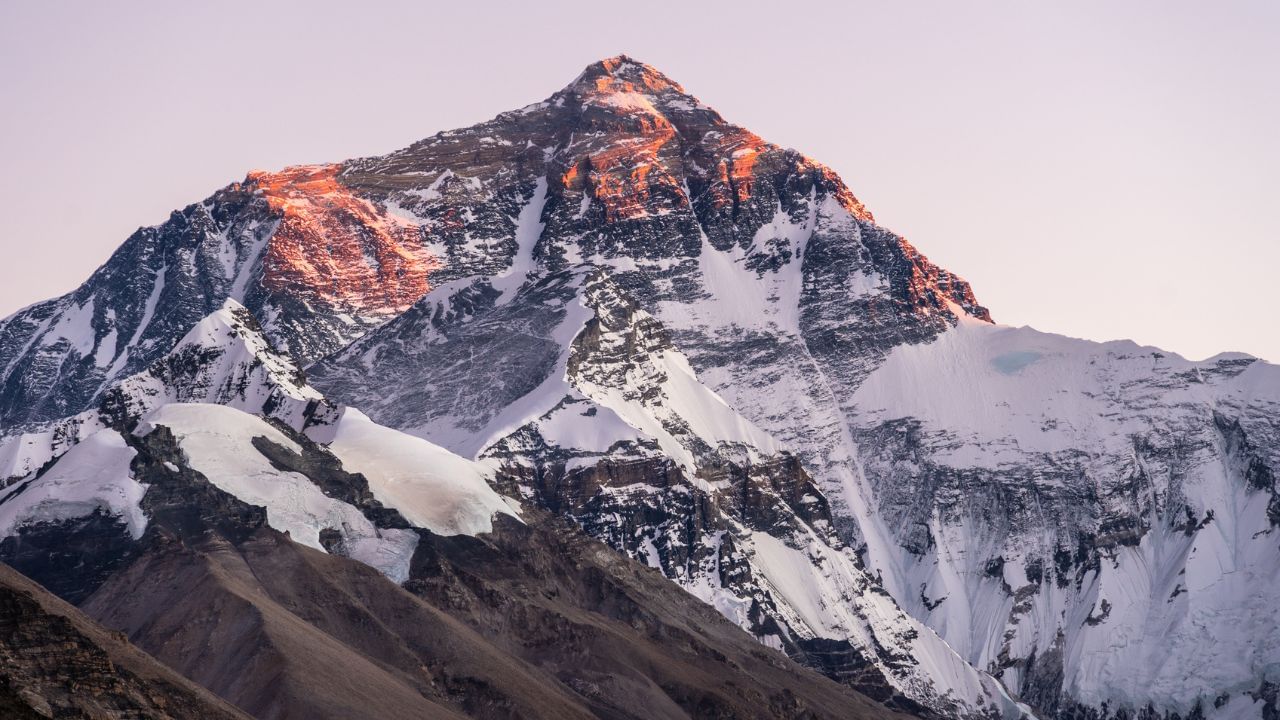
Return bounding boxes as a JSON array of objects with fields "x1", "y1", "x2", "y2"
[{"x1": 2, "y1": 1, "x2": 1276, "y2": 361}]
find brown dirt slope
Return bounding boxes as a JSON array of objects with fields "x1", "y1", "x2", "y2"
[{"x1": 80, "y1": 517, "x2": 911, "y2": 720}]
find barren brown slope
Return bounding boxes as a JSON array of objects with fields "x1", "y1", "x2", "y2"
[
  {"x1": 79, "y1": 531, "x2": 585, "y2": 720},
  {"x1": 0, "y1": 562, "x2": 250, "y2": 720},
  {"x1": 80, "y1": 516, "x2": 910, "y2": 720},
  {"x1": 406, "y1": 509, "x2": 916, "y2": 720}
]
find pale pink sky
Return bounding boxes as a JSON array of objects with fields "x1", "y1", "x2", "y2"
[{"x1": 2, "y1": 1, "x2": 1276, "y2": 361}]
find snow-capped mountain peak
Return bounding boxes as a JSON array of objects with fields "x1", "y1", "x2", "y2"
[
  {"x1": 565, "y1": 54, "x2": 688, "y2": 98},
  {"x1": 0, "y1": 57, "x2": 1274, "y2": 720}
]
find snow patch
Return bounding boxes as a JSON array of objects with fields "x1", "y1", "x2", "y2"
[
  {"x1": 320, "y1": 407, "x2": 516, "y2": 537},
  {"x1": 0, "y1": 429, "x2": 146, "y2": 540},
  {"x1": 104, "y1": 264, "x2": 167, "y2": 384},
  {"x1": 491, "y1": 177, "x2": 549, "y2": 304},
  {"x1": 46, "y1": 296, "x2": 96, "y2": 356},
  {"x1": 138, "y1": 403, "x2": 418, "y2": 583}
]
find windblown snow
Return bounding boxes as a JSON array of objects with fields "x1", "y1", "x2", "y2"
[
  {"x1": 318, "y1": 407, "x2": 517, "y2": 536},
  {"x1": 138, "y1": 403, "x2": 420, "y2": 583}
]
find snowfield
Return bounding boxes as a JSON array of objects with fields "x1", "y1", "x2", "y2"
[
  {"x1": 848, "y1": 317, "x2": 1280, "y2": 716},
  {"x1": 0, "y1": 428, "x2": 146, "y2": 540},
  {"x1": 318, "y1": 406, "x2": 517, "y2": 536},
  {"x1": 138, "y1": 403, "x2": 421, "y2": 583}
]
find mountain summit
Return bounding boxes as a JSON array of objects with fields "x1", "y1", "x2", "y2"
[
  {"x1": 1, "y1": 57, "x2": 1276, "y2": 720},
  {"x1": 0, "y1": 55, "x2": 987, "y2": 430},
  {"x1": 568, "y1": 54, "x2": 688, "y2": 95}
]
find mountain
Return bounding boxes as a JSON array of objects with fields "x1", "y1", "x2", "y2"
[{"x1": 0, "y1": 55, "x2": 1276, "y2": 720}]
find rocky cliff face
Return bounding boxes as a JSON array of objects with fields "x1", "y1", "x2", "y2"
[
  {"x1": 313, "y1": 263, "x2": 1019, "y2": 717},
  {"x1": 0, "y1": 167, "x2": 437, "y2": 430},
  {"x1": 0, "y1": 55, "x2": 1275, "y2": 720}
]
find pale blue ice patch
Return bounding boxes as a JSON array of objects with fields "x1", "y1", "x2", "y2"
[{"x1": 991, "y1": 351, "x2": 1042, "y2": 375}]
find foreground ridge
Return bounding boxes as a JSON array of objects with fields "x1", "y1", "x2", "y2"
[
  {"x1": 0, "y1": 562, "x2": 250, "y2": 719},
  {"x1": 0, "y1": 299, "x2": 909, "y2": 719}
]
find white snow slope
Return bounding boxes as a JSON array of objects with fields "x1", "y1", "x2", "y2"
[
  {"x1": 0, "y1": 428, "x2": 146, "y2": 541},
  {"x1": 138, "y1": 402, "x2": 421, "y2": 583},
  {"x1": 316, "y1": 406, "x2": 517, "y2": 537},
  {"x1": 848, "y1": 316, "x2": 1280, "y2": 717}
]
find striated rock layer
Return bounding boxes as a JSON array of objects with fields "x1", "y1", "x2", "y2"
[{"x1": 251, "y1": 163, "x2": 439, "y2": 315}]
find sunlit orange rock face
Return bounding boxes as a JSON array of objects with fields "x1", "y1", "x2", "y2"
[
  {"x1": 567, "y1": 66, "x2": 684, "y2": 223},
  {"x1": 248, "y1": 165, "x2": 439, "y2": 315},
  {"x1": 571, "y1": 131, "x2": 684, "y2": 223},
  {"x1": 697, "y1": 129, "x2": 763, "y2": 211},
  {"x1": 561, "y1": 57, "x2": 874, "y2": 226},
  {"x1": 896, "y1": 236, "x2": 990, "y2": 321},
  {"x1": 699, "y1": 130, "x2": 875, "y2": 223}
]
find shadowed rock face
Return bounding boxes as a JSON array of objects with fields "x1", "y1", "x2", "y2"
[{"x1": 0, "y1": 561, "x2": 251, "y2": 720}]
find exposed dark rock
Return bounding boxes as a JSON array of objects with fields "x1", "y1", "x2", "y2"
[
  {"x1": 0, "y1": 511, "x2": 139, "y2": 606},
  {"x1": 2, "y1": 400, "x2": 908, "y2": 720}
]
